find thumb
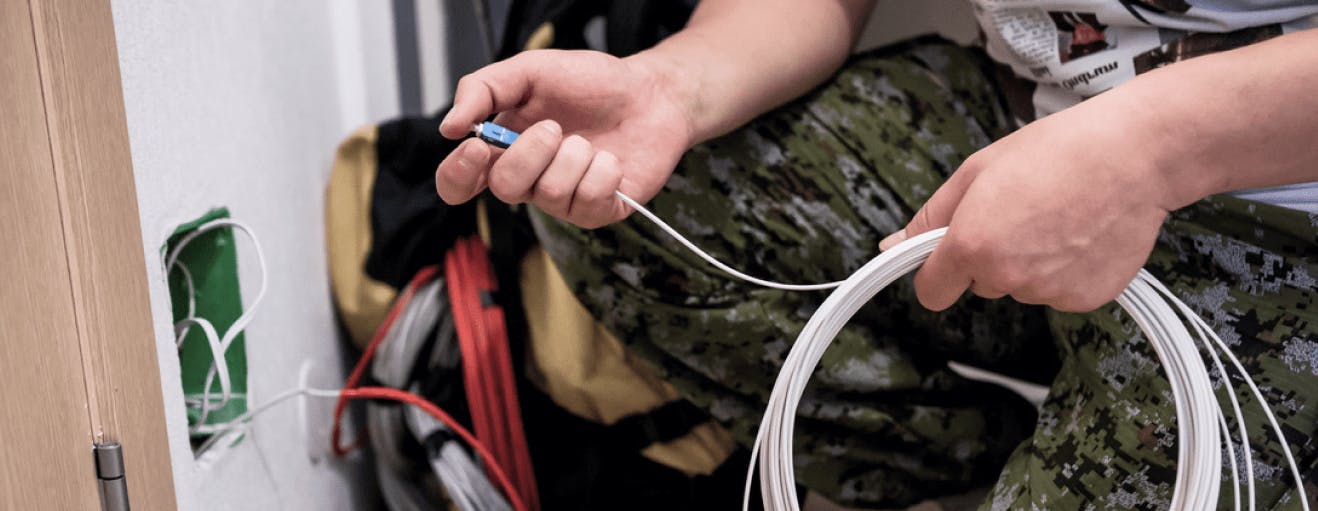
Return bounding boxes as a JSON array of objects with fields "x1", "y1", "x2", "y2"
[
  {"x1": 879, "y1": 166, "x2": 976, "y2": 251},
  {"x1": 439, "y1": 54, "x2": 538, "y2": 139}
]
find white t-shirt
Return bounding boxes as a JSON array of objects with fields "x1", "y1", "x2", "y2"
[{"x1": 967, "y1": 0, "x2": 1318, "y2": 212}]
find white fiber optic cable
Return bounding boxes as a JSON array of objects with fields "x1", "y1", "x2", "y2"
[
  {"x1": 733, "y1": 231, "x2": 1224, "y2": 511},
  {"x1": 191, "y1": 387, "x2": 345, "y2": 436},
  {"x1": 171, "y1": 261, "x2": 198, "y2": 347},
  {"x1": 165, "y1": 218, "x2": 269, "y2": 427},
  {"x1": 1183, "y1": 298, "x2": 1254, "y2": 511},
  {"x1": 191, "y1": 387, "x2": 345, "y2": 462},
  {"x1": 1153, "y1": 279, "x2": 1311, "y2": 511},
  {"x1": 614, "y1": 190, "x2": 1308, "y2": 511},
  {"x1": 615, "y1": 192, "x2": 844, "y2": 291},
  {"x1": 172, "y1": 317, "x2": 231, "y2": 412}
]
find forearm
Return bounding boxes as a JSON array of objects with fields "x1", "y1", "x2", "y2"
[
  {"x1": 628, "y1": 0, "x2": 875, "y2": 145},
  {"x1": 1132, "y1": 28, "x2": 1318, "y2": 208}
]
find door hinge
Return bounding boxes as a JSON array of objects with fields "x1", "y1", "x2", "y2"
[{"x1": 94, "y1": 442, "x2": 130, "y2": 511}]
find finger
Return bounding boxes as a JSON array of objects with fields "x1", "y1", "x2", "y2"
[
  {"x1": 913, "y1": 239, "x2": 973, "y2": 311},
  {"x1": 435, "y1": 138, "x2": 494, "y2": 205},
  {"x1": 534, "y1": 134, "x2": 593, "y2": 217},
  {"x1": 1009, "y1": 291, "x2": 1049, "y2": 307},
  {"x1": 567, "y1": 151, "x2": 626, "y2": 228},
  {"x1": 880, "y1": 154, "x2": 985, "y2": 251},
  {"x1": 969, "y1": 281, "x2": 1008, "y2": 300},
  {"x1": 492, "y1": 110, "x2": 535, "y2": 134},
  {"x1": 487, "y1": 119, "x2": 562, "y2": 204},
  {"x1": 439, "y1": 55, "x2": 537, "y2": 139},
  {"x1": 1027, "y1": 283, "x2": 1116, "y2": 313}
]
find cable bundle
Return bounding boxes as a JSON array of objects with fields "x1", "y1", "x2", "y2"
[
  {"x1": 367, "y1": 277, "x2": 514, "y2": 511},
  {"x1": 175, "y1": 221, "x2": 527, "y2": 509},
  {"x1": 731, "y1": 228, "x2": 1308, "y2": 511},
  {"x1": 332, "y1": 266, "x2": 530, "y2": 511},
  {"x1": 445, "y1": 237, "x2": 541, "y2": 511}
]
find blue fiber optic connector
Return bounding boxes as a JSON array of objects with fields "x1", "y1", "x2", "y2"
[{"x1": 472, "y1": 122, "x2": 519, "y2": 149}]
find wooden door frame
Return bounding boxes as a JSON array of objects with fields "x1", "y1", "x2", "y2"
[{"x1": 2, "y1": 0, "x2": 177, "y2": 508}]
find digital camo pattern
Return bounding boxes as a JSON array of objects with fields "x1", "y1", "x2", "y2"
[
  {"x1": 531, "y1": 37, "x2": 1317, "y2": 509},
  {"x1": 985, "y1": 196, "x2": 1318, "y2": 511}
]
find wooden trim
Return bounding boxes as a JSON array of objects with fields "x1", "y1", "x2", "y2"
[
  {"x1": 26, "y1": 0, "x2": 177, "y2": 507},
  {"x1": 0, "y1": 1, "x2": 101, "y2": 508}
]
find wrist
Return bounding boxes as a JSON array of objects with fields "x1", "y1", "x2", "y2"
[
  {"x1": 624, "y1": 45, "x2": 705, "y2": 149},
  {"x1": 1113, "y1": 71, "x2": 1225, "y2": 210}
]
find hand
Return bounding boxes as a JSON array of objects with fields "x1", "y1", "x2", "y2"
[
  {"x1": 879, "y1": 87, "x2": 1177, "y2": 312},
  {"x1": 436, "y1": 49, "x2": 694, "y2": 228}
]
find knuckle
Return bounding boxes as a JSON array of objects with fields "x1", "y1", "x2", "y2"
[
  {"x1": 991, "y1": 266, "x2": 1029, "y2": 292},
  {"x1": 535, "y1": 179, "x2": 571, "y2": 203},
  {"x1": 959, "y1": 149, "x2": 989, "y2": 175},
  {"x1": 577, "y1": 181, "x2": 608, "y2": 203},
  {"x1": 1053, "y1": 298, "x2": 1090, "y2": 313},
  {"x1": 435, "y1": 177, "x2": 460, "y2": 205},
  {"x1": 943, "y1": 236, "x2": 982, "y2": 269},
  {"x1": 1069, "y1": 292, "x2": 1112, "y2": 313},
  {"x1": 435, "y1": 170, "x2": 472, "y2": 205},
  {"x1": 970, "y1": 282, "x2": 1005, "y2": 299},
  {"x1": 455, "y1": 74, "x2": 481, "y2": 95},
  {"x1": 912, "y1": 205, "x2": 935, "y2": 230},
  {"x1": 562, "y1": 134, "x2": 591, "y2": 155},
  {"x1": 487, "y1": 171, "x2": 524, "y2": 203},
  {"x1": 959, "y1": 233, "x2": 992, "y2": 260},
  {"x1": 574, "y1": 216, "x2": 608, "y2": 229},
  {"x1": 525, "y1": 124, "x2": 561, "y2": 152},
  {"x1": 1010, "y1": 291, "x2": 1044, "y2": 306},
  {"x1": 915, "y1": 289, "x2": 950, "y2": 311}
]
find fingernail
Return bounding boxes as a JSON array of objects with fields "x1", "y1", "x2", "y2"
[
  {"x1": 879, "y1": 229, "x2": 907, "y2": 251},
  {"x1": 440, "y1": 110, "x2": 455, "y2": 132},
  {"x1": 457, "y1": 146, "x2": 474, "y2": 168}
]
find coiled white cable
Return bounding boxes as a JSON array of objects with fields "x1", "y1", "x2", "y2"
[
  {"x1": 165, "y1": 218, "x2": 268, "y2": 429},
  {"x1": 610, "y1": 191, "x2": 1308, "y2": 511}
]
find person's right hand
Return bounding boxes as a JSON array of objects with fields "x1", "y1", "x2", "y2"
[{"x1": 436, "y1": 49, "x2": 694, "y2": 228}]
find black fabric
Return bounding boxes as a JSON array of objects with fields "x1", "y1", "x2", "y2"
[
  {"x1": 604, "y1": 0, "x2": 697, "y2": 56},
  {"x1": 519, "y1": 382, "x2": 760, "y2": 511},
  {"x1": 498, "y1": 0, "x2": 697, "y2": 58},
  {"x1": 358, "y1": 4, "x2": 719, "y2": 508},
  {"x1": 602, "y1": 399, "x2": 710, "y2": 452},
  {"x1": 365, "y1": 114, "x2": 477, "y2": 289}
]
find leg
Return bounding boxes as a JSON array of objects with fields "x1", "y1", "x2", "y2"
[
  {"x1": 534, "y1": 37, "x2": 1055, "y2": 507},
  {"x1": 984, "y1": 196, "x2": 1318, "y2": 510}
]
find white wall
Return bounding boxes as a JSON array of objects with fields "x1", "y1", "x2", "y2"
[{"x1": 112, "y1": 1, "x2": 407, "y2": 509}]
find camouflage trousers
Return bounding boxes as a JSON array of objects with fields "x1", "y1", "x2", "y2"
[{"x1": 531, "y1": 37, "x2": 1318, "y2": 510}]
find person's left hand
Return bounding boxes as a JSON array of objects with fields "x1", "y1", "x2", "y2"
[{"x1": 879, "y1": 86, "x2": 1182, "y2": 312}]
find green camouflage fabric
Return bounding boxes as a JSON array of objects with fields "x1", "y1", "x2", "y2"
[
  {"x1": 984, "y1": 195, "x2": 1318, "y2": 511},
  {"x1": 530, "y1": 36, "x2": 1318, "y2": 509}
]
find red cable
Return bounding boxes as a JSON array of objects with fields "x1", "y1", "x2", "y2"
[
  {"x1": 341, "y1": 387, "x2": 527, "y2": 511},
  {"x1": 330, "y1": 239, "x2": 539, "y2": 511},
  {"x1": 328, "y1": 266, "x2": 527, "y2": 510},
  {"x1": 446, "y1": 238, "x2": 541, "y2": 511},
  {"x1": 330, "y1": 265, "x2": 438, "y2": 457}
]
